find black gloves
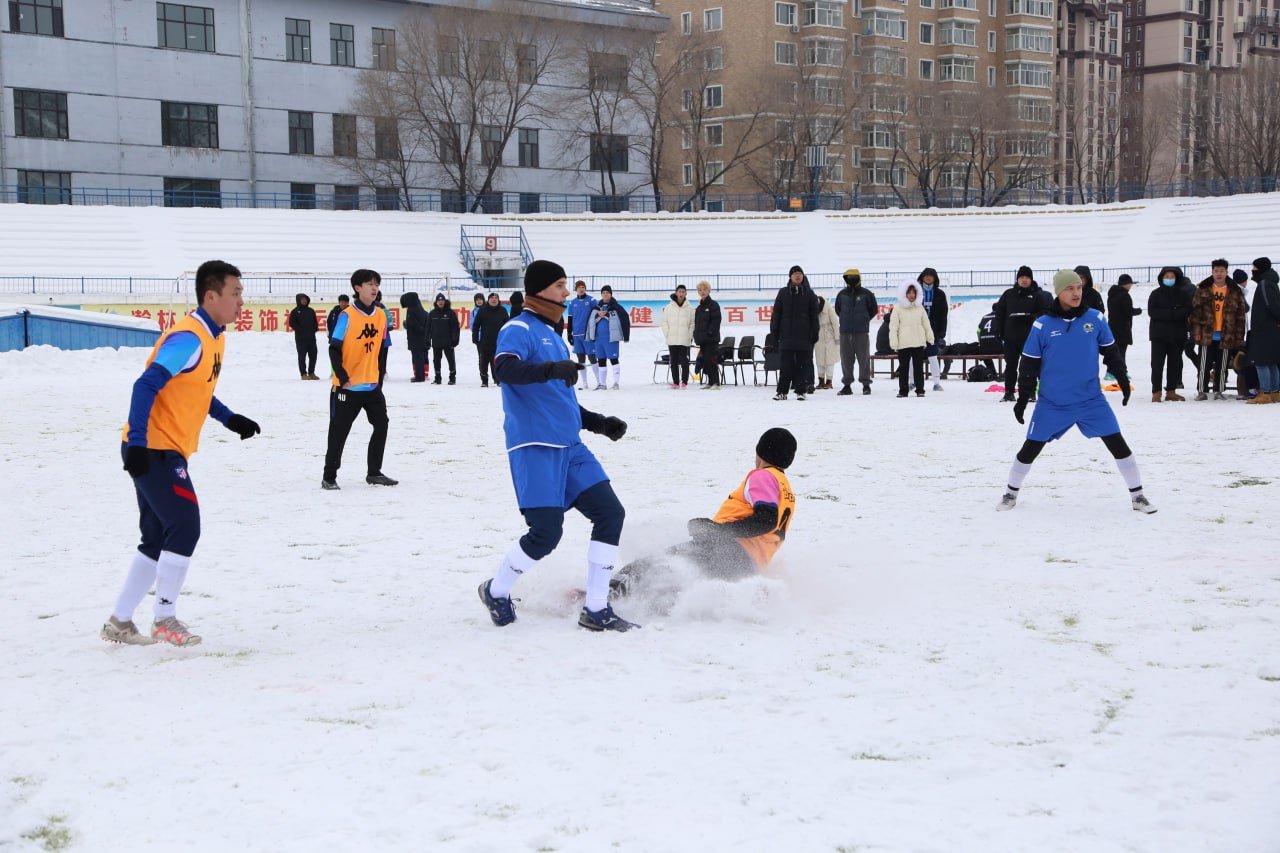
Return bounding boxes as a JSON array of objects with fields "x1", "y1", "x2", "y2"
[
  {"x1": 1013, "y1": 398, "x2": 1028, "y2": 424},
  {"x1": 600, "y1": 416, "x2": 627, "y2": 441},
  {"x1": 226, "y1": 414, "x2": 261, "y2": 440},
  {"x1": 544, "y1": 360, "x2": 583, "y2": 384},
  {"x1": 123, "y1": 445, "x2": 150, "y2": 479},
  {"x1": 567, "y1": 329, "x2": 574, "y2": 345},
  {"x1": 1118, "y1": 375, "x2": 1132, "y2": 406},
  {"x1": 688, "y1": 517, "x2": 718, "y2": 540}
]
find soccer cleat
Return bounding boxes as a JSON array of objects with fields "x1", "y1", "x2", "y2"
[
  {"x1": 100, "y1": 616, "x2": 157, "y2": 645},
  {"x1": 611, "y1": 383, "x2": 620, "y2": 390},
  {"x1": 1194, "y1": 391, "x2": 1208, "y2": 401},
  {"x1": 151, "y1": 617, "x2": 202, "y2": 646},
  {"x1": 478, "y1": 580, "x2": 516, "y2": 626},
  {"x1": 997, "y1": 492, "x2": 1018, "y2": 511},
  {"x1": 773, "y1": 393, "x2": 787, "y2": 401},
  {"x1": 321, "y1": 479, "x2": 340, "y2": 490},
  {"x1": 933, "y1": 382, "x2": 944, "y2": 391},
  {"x1": 366, "y1": 473, "x2": 399, "y2": 486},
  {"x1": 578, "y1": 604, "x2": 640, "y2": 632},
  {"x1": 1131, "y1": 495, "x2": 1158, "y2": 514}
]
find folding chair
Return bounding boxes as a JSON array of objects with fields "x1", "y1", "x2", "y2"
[{"x1": 652, "y1": 350, "x2": 671, "y2": 384}]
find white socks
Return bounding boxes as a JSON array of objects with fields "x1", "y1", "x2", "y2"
[
  {"x1": 153, "y1": 550, "x2": 191, "y2": 620},
  {"x1": 930, "y1": 355, "x2": 942, "y2": 381},
  {"x1": 585, "y1": 541, "x2": 618, "y2": 612},
  {"x1": 489, "y1": 543, "x2": 538, "y2": 600},
  {"x1": 1115, "y1": 455, "x2": 1144, "y2": 494},
  {"x1": 112, "y1": 552, "x2": 158, "y2": 622},
  {"x1": 595, "y1": 365, "x2": 607, "y2": 387},
  {"x1": 612, "y1": 364, "x2": 621, "y2": 387},
  {"x1": 1006, "y1": 460, "x2": 1032, "y2": 494}
]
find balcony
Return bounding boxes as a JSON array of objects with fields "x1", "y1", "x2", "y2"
[
  {"x1": 1064, "y1": 0, "x2": 1107, "y2": 19},
  {"x1": 1238, "y1": 13, "x2": 1280, "y2": 35}
]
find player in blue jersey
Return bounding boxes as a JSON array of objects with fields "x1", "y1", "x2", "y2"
[
  {"x1": 998, "y1": 269, "x2": 1157, "y2": 514},
  {"x1": 477, "y1": 260, "x2": 639, "y2": 632},
  {"x1": 566, "y1": 280, "x2": 598, "y2": 391}
]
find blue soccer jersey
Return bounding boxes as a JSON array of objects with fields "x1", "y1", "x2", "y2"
[
  {"x1": 1022, "y1": 308, "x2": 1114, "y2": 407},
  {"x1": 496, "y1": 316, "x2": 582, "y2": 451},
  {"x1": 567, "y1": 294, "x2": 597, "y2": 339}
]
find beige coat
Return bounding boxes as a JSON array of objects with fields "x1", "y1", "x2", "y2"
[
  {"x1": 889, "y1": 282, "x2": 936, "y2": 351},
  {"x1": 815, "y1": 297, "x2": 840, "y2": 367},
  {"x1": 661, "y1": 296, "x2": 696, "y2": 347}
]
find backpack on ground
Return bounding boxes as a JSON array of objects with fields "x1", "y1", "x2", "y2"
[{"x1": 968, "y1": 364, "x2": 996, "y2": 382}]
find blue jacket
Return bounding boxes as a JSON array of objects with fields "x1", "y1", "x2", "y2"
[
  {"x1": 567, "y1": 294, "x2": 597, "y2": 342},
  {"x1": 587, "y1": 299, "x2": 630, "y2": 344}
]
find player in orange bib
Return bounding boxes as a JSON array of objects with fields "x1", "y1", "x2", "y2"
[
  {"x1": 102, "y1": 261, "x2": 260, "y2": 647},
  {"x1": 611, "y1": 428, "x2": 797, "y2": 597}
]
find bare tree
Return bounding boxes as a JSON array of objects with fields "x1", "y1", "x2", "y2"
[
  {"x1": 880, "y1": 82, "x2": 962, "y2": 208},
  {"x1": 1199, "y1": 62, "x2": 1280, "y2": 191},
  {"x1": 1126, "y1": 81, "x2": 1178, "y2": 189},
  {"x1": 628, "y1": 35, "x2": 686, "y2": 207}
]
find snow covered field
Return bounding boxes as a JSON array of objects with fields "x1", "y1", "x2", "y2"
[{"x1": 2, "y1": 325, "x2": 1278, "y2": 852}]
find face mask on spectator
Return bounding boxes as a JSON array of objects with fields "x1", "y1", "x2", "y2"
[{"x1": 1161, "y1": 277, "x2": 1176, "y2": 287}]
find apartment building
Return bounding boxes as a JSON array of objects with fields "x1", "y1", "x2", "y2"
[
  {"x1": 1054, "y1": 0, "x2": 1123, "y2": 196},
  {"x1": 0, "y1": 0, "x2": 665, "y2": 210}
]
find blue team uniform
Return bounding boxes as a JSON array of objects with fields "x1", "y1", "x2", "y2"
[
  {"x1": 1022, "y1": 307, "x2": 1121, "y2": 442},
  {"x1": 567, "y1": 294, "x2": 597, "y2": 356},
  {"x1": 496, "y1": 315, "x2": 608, "y2": 508},
  {"x1": 589, "y1": 300, "x2": 629, "y2": 361}
]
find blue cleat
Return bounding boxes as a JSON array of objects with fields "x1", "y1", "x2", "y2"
[
  {"x1": 578, "y1": 604, "x2": 640, "y2": 632},
  {"x1": 478, "y1": 580, "x2": 516, "y2": 627}
]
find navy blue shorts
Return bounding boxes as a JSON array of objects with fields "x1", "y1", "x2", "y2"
[
  {"x1": 1027, "y1": 396, "x2": 1121, "y2": 443},
  {"x1": 122, "y1": 443, "x2": 201, "y2": 559},
  {"x1": 594, "y1": 340, "x2": 620, "y2": 361},
  {"x1": 508, "y1": 442, "x2": 608, "y2": 510},
  {"x1": 573, "y1": 338, "x2": 592, "y2": 356}
]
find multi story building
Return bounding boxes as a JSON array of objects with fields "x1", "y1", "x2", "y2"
[
  {"x1": 1054, "y1": 0, "x2": 1123, "y2": 198},
  {"x1": 0, "y1": 0, "x2": 665, "y2": 210}
]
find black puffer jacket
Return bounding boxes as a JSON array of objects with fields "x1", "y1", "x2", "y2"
[
  {"x1": 770, "y1": 279, "x2": 820, "y2": 351},
  {"x1": 1147, "y1": 267, "x2": 1194, "y2": 343},
  {"x1": 1247, "y1": 259, "x2": 1280, "y2": 364},
  {"x1": 917, "y1": 268, "x2": 949, "y2": 340},
  {"x1": 694, "y1": 295, "x2": 721, "y2": 347},
  {"x1": 399, "y1": 292, "x2": 430, "y2": 350},
  {"x1": 427, "y1": 293, "x2": 460, "y2": 348},
  {"x1": 1106, "y1": 284, "x2": 1141, "y2": 346},
  {"x1": 472, "y1": 302, "x2": 509, "y2": 349},
  {"x1": 289, "y1": 293, "x2": 318, "y2": 336},
  {"x1": 994, "y1": 281, "x2": 1052, "y2": 345}
]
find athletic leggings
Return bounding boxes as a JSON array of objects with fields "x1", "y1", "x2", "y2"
[
  {"x1": 517, "y1": 481, "x2": 625, "y2": 561},
  {"x1": 1017, "y1": 433, "x2": 1131, "y2": 464}
]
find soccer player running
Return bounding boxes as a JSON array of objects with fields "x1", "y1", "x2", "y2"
[
  {"x1": 998, "y1": 269, "x2": 1157, "y2": 514},
  {"x1": 477, "y1": 260, "x2": 638, "y2": 632},
  {"x1": 103, "y1": 260, "x2": 261, "y2": 646}
]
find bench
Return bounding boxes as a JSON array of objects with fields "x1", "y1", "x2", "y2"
[{"x1": 871, "y1": 352, "x2": 1006, "y2": 379}]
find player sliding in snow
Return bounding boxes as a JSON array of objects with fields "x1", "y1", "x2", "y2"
[
  {"x1": 612, "y1": 428, "x2": 797, "y2": 598},
  {"x1": 998, "y1": 268, "x2": 1156, "y2": 514}
]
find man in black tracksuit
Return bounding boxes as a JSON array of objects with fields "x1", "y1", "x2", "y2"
[
  {"x1": 770, "y1": 265, "x2": 820, "y2": 400},
  {"x1": 289, "y1": 293, "x2": 319, "y2": 379},
  {"x1": 399, "y1": 291, "x2": 431, "y2": 382},
  {"x1": 472, "y1": 292, "x2": 509, "y2": 387},
  {"x1": 694, "y1": 281, "x2": 722, "y2": 387},
  {"x1": 427, "y1": 292, "x2": 460, "y2": 384},
  {"x1": 1073, "y1": 265, "x2": 1106, "y2": 314},
  {"x1": 993, "y1": 266, "x2": 1052, "y2": 401}
]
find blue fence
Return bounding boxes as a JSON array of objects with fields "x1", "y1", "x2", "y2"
[{"x1": 2, "y1": 175, "x2": 1277, "y2": 214}]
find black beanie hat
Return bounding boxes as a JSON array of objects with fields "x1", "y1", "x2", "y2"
[
  {"x1": 525, "y1": 259, "x2": 567, "y2": 295},
  {"x1": 756, "y1": 427, "x2": 797, "y2": 470},
  {"x1": 1117, "y1": 274, "x2": 1133, "y2": 286},
  {"x1": 1016, "y1": 265, "x2": 1033, "y2": 280},
  {"x1": 1233, "y1": 269, "x2": 1249, "y2": 285},
  {"x1": 789, "y1": 265, "x2": 804, "y2": 276},
  {"x1": 601, "y1": 285, "x2": 612, "y2": 294}
]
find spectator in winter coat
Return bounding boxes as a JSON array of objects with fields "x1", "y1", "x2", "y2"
[
  {"x1": 1189, "y1": 260, "x2": 1249, "y2": 399},
  {"x1": 566, "y1": 281, "x2": 598, "y2": 390},
  {"x1": 974, "y1": 302, "x2": 1002, "y2": 375},
  {"x1": 889, "y1": 281, "x2": 935, "y2": 397},
  {"x1": 587, "y1": 285, "x2": 630, "y2": 389},
  {"x1": 289, "y1": 292, "x2": 320, "y2": 379},
  {"x1": 834, "y1": 268, "x2": 879, "y2": 395},
  {"x1": 994, "y1": 266, "x2": 1053, "y2": 401},
  {"x1": 326, "y1": 294, "x2": 349, "y2": 341},
  {"x1": 661, "y1": 285, "x2": 696, "y2": 388},
  {"x1": 472, "y1": 292, "x2": 509, "y2": 387},
  {"x1": 427, "y1": 293, "x2": 461, "y2": 385},
  {"x1": 1246, "y1": 257, "x2": 1280, "y2": 404},
  {"x1": 399, "y1": 291, "x2": 431, "y2": 383},
  {"x1": 1106, "y1": 274, "x2": 1141, "y2": 369},
  {"x1": 509, "y1": 290, "x2": 524, "y2": 320},
  {"x1": 1148, "y1": 266, "x2": 1195, "y2": 401},
  {"x1": 917, "y1": 268, "x2": 949, "y2": 391},
  {"x1": 469, "y1": 293, "x2": 484, "y2": 330},
  {"x1": 771, "y1": 265, "x2": 821, "y2": 400},
  {"x1": 875, "y1": 305, "x2": 895, "y2": 355},
  {"x1": 814, "y1": 296, "x2": 840, "y2": 390},
  {"x1": 1073, "y1": 265, "x2": 1107, "y2": 314},
  {"x1": 694, "y1": 281, "x2": 723, "y2": 388}
]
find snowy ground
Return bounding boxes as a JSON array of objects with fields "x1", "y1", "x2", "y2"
[{"x1": 2, "y1": 326, "x2": 1278, "y2": 852}]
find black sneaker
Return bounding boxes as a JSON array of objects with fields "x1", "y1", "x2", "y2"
[
  {"x1": 862, "y1": 385, "x2": 871, "y2": 395},
  {"x1": 773, "y1": 393, "x2": 787, "y2": 401},
  {"x1": 366, "y1": 473, "x2": 399, "y2": 486},
  {"x1": 478, "y1": 580, "x2": 516, "y2": 626},
  {"x1": 915, "y1": 390, "x2": 926, "y2": 397},
  {"x1": 448, "y1": 376, "x2": 456, "y2": 385},
  {"x1": 897, "y1": 391, "x2": 908, "y2": 398},
  {"x1": 321, "y1": 479, "x2": 340, "y2": 490},
  {"x1": 1001, "y1": 393, "x2": 1015, "y2": 402},
  {"x1": 837, "y1": 385, "x2": 853, "y2": 396},
  {"x1": 578, "y1": 604, "x2": 640, "y2": 632}
]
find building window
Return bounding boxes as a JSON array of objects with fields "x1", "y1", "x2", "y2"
[
  {"x1": 704, "y1": 46, "x2": 724, "y2": 70},
  {"x1": 920, "y1": 23, "x2": 934, "y2": 43},
  {"x1": 705, "y1": 123, "x2": 724, "y2": 146},
  {"x1": 988, "y1": 30, "x2": 996, "y2": 51},
  {"x1": 682, "y1": 127, "x2": 693, "y2": 149},
  {"x1": 704, "y1": 84, "x2": 723, "y2": 109},
  {"x1": 439, "y1": 36, "x2": 461, "y2": 76},
  {"x1": 922, "y1": 0, "x2": 935, "y2": 6},
  {"x1": 288, "y1": 111, "x2": 314, "y2": 155},
  {"x1": 940, "y1": 55, "x2": 978, "y2": 81},
  {"x1": 1006, "y1": 60, "x2": 1051, "y2": 86},
  {"x1": 680, "y1": 11, "x2": 691, "y2": 34},
  {"x1": 161, "y1": 102, "x2": 218, "y2": 148},
  {"x1": 517, "y1": 43, "x2": 538, "y2": 83},
  {"x1": 14, "y1": 89, "x2": 68, "y2": 139},
  {"x1": 940, "y1": 21, "x2": 978, "y2": 46},
  {"x1": 163, "y1": 177, "x2": 220, "y2": 208},
  {"x1": 682, "y1": 163, "x2": 693, "y2": 186},
  {"x1": 1004, "y1": 134, "x2": 1050, "y2": 157},
  {"x1": 804, "y1": 0, "x2": 845, "y2": 27},
  {"x1": 478, "y1": 39, "x2": 502, "y2": 81},
  {"x1": 290, "y1": 183, "x2": 316, "y2": 210},
  {"x1": 941, "y1": 0, "x2": 977, "y2": 8},
  {"x1": 330, "y1": 23, "x2": 354, "y2": 66},
  {"x1": 332, "y1": 113, "x2": 356, "y2": 157},
  {"x1": 375, "y1": 186, "x2": 399, "y2": 211},
  {"x1": 987, "y1": 65, "x2": 996, "y2": 85},
  {"x1": 374, "y1": 117, "x2": 398, "y2": 159},
  {"x1": 864, "y1": 47, "x2": 907, "y2": 76},
  {"x1": 1007, "y1": 0, "x2": 1053, "y2": 15},
  {"x1": 1136, "y1": 50, "x2": 1142, "y2": 65},
  {"x1": 682, "y1": 89, "x2": 694, "y2": 111},
  {"x1": 334, "y1": 185, "x2": 360, "y2": 211},
  {"x1": 863, "y1": 10, "x2": 907, "y2": 39},
  {"x1": 9, "y1": 0, "x2": 63, "y2": 36},
  {"x1": 285, "y1": 18, "x2": 310, "y2": 62},
  {"x1": 776, "y1": 2, "x2": 798, "y2": 25},
  {"x1": 862, "y1": 161, "x2": 905, "y2": 185},
  {"x1": 589, "y1": 134, "x2": 629, "y2": 172},
  {"x1": 17, "y1": 169, "x2": 70, "y2": 204},
  {"x1": 776, "y1": 41, "x2": 798, "y2": 64},
  {"x1": 805, "y1": 38, "x2": 843, "y2": 66},
  {"x1": 480, "y1": 125, "x2": 503, "y2": 167},
  {"x1": 989, "y1": 0, "x2": 996, "y2": 13},
  {"x1": 704, "y1": 7, "x2": 722, "y2": 31},
  {"x1": 156, "y1": 3, "x2": 214, "y2": 52},
  {"x1": 372, "y1": 27, "x2": 395, "y2": 70},
  {"x1": 1016, "y1": 97, "x2": 1051, "y2": 122},
  {"x1": 518, "y1": 128, "x2": 539, "y2": 167},
  {"x1": 920, "y1": 58, "x2": 935, "y2": 79},
  {"x1": 705, "y1": 161, "x2": 725, "y2": 185},
  {"x1": 1006, "y1": 26, "x2": 1053, "y2": 52},
  {"x1": 519, "y1": 193, "x2": 540, "y2": 214},
  {"x1": 589, "y1": 52, "x2": 629, "y2": 92},
  {"x1": 775, "y1": 159, "x2": 796, "y2": 181},
  {"x1": 861, "y1": 123, "x2": 898, "y2": 148}
]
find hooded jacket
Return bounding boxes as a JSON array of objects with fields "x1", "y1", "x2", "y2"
[
  {"x1": 916, "y1": 268, "x2": 949, "y2": 340},
  {"x1": 509, "y1": 291, "x2": 524, "y2": 320},
  {"x1": 834, "y1": 276, "x2": 879, "y2": 334},
  {"x1": 694, "y1": 293, "x2": 722, "y2": 347},
  {"x1": 587, "y1": 297, "x2": 630, "y2": 344},
  {"x1": 1073, "y1": 265, "x2": 1107, "y2": 314},
  {"x1": 1247, "y1": 260, "x2": 1280, "y2": 364},
  {"x1": 1189, "y1": 275, "x2": 1248, "y2": 349},
  {"x1": 770, "y1": 275, "x2": 820, "y2": 351},
  {"x1": 889, "y1": 282, "x2": 935, "y2": 351},
  {"x1": 661, "y1": 292, "x2": 696, "y2": 347},
  {"x1": 472, "y1": 300, "x2": 509, "y2": 349},
  {"x1": 289, "y1": 293, "x2": 318, "y2": 337},
  {"x1": 876, "y1": 307, "x2": 895, "y2": 354},
  {"x1": 1105, "y1": 284, "x2": 1141, "y2": 346},
  {"x1": 399, "y1": 291, "x2": 430, "y2": 350},
  {"x1": 427, "y1": 293, "x2": 461, "y2": 349},
  {"x1": 1147, "y1": 267, "x2": 1195, "y2": 343},
  {"x1": 994, "y1": 279, "x2": 1052, "y2": 345},
  {"x1": 326, "y1": 302, "x2": 348, "y2": 335},
  {"x1": 815, "y1": 296, "x2": 840, "y2": 366}
]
